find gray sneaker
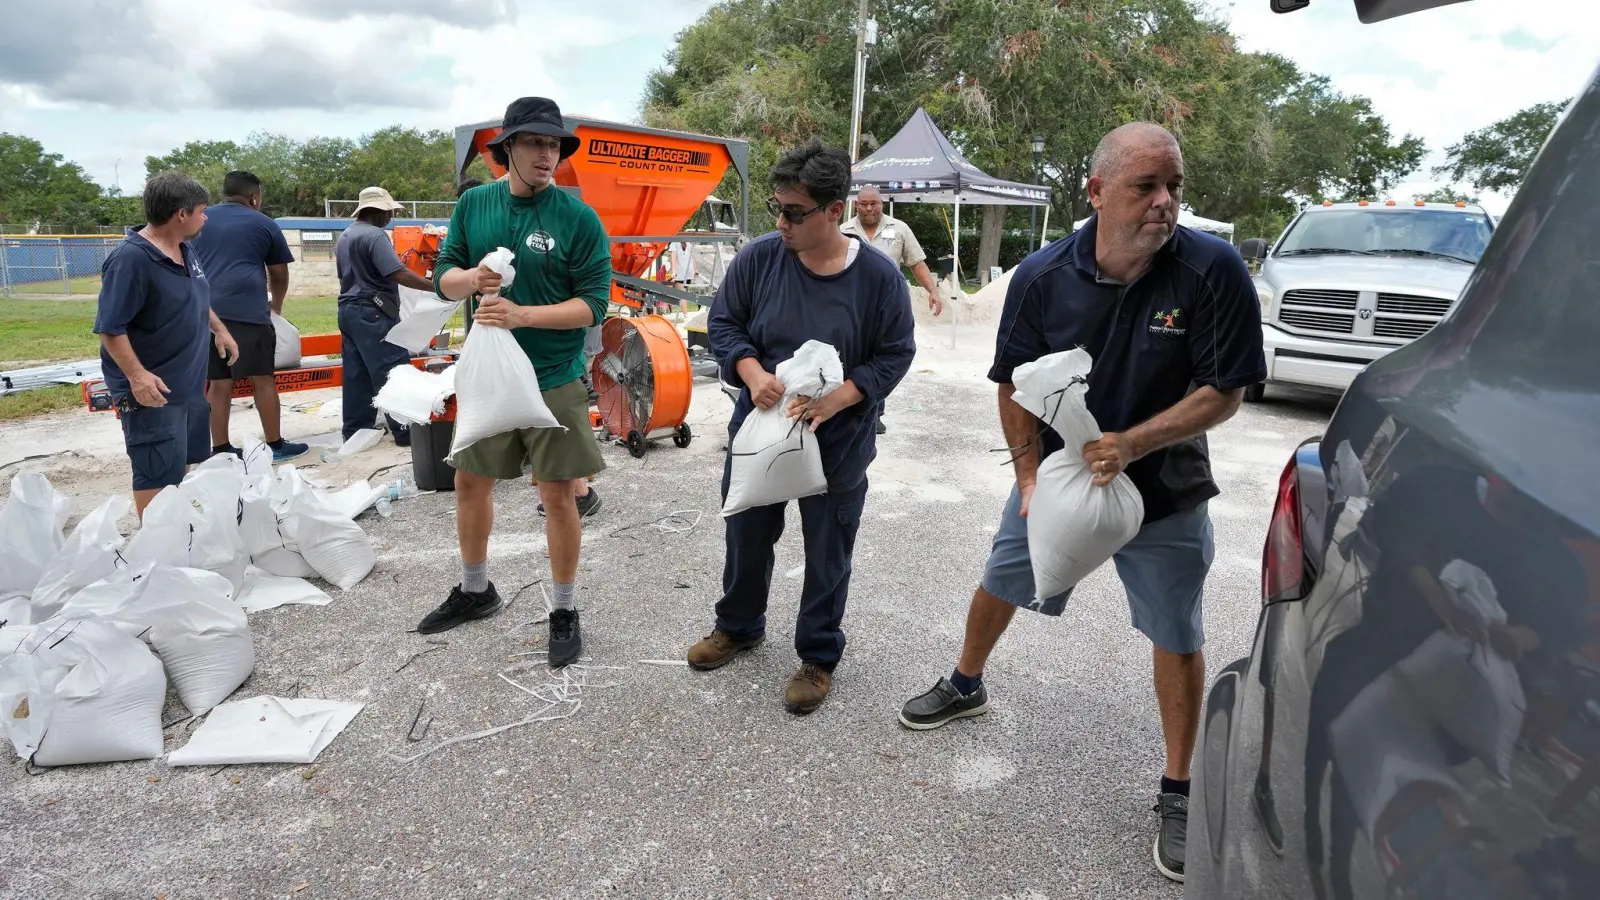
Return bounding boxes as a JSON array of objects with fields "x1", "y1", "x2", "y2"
[
  {"x1": 1153, "y1": 792, "x2": 1189, "y2": 882},
  {"x1": 897, "y1": 677, "x2": 990, "y2": 730}
]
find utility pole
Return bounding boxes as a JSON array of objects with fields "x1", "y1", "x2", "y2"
[{"x1": 847, "y1": 0, "x2": 872, "y2": 163}]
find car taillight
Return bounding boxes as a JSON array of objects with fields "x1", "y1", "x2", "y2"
[{"x1": 1262, "y1": 455, "x2": 1306, "y2": 603}]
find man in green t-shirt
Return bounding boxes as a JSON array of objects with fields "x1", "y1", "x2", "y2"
[{"x1": 418, "y1": 97, "x2": 612, "y2": 667}]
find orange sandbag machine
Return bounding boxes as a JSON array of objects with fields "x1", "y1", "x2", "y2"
[{"x1": 449, "y1": 114, "x2": 751, "y2": 458}]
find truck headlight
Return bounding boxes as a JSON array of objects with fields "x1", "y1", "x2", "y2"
[{"x1": 1253, "y1": 277, "x2": 1275, "y2": 319}]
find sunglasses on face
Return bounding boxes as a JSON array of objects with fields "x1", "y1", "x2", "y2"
[{"x1": 766, "y1": 197, "x2": 828, "y2": 224}]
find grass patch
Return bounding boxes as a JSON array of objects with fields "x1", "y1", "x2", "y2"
[
  {"x1": 0, "y1": 384, "x2": 84, "y2": 420},
  {"x1": 0, "y1": 296, "x2": 340, "y2": 368}
]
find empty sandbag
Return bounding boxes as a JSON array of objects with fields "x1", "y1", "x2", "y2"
[{"x1": 0, "y1": 472, "x2": 73, "y2": 599}]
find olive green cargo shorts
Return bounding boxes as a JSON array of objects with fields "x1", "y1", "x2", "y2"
[{"x1": 449, "y1": 379, "x2": 605, "y2": 482}]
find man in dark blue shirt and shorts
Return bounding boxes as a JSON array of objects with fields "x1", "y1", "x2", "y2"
[
  {"x1": 94, "y1": 172, "x2": 241, "y2": 518},
  {"x1": 193, "y1": 170, "x2": 308, "y2": 462},
  {"x1": 896, "y1": 123, "x2": 1266, "y2": 883},
  {"x1": 688, "y1": 138, "x2": 916, "y2": 714}
]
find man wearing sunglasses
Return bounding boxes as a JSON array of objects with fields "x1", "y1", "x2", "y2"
[{"x1": 688, "y1": 138, "x2": 916, "y2": 714}]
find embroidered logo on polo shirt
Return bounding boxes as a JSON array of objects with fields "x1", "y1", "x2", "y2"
[
  {"x1": 1150, "y1": 308, "x2": 1185, "y2": 336},
  {"x1": 526, "y1": 231, "x2": 555, "y2": 254}
]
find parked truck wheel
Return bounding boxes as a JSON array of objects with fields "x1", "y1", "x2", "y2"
[{"x1": 1243, "y1": 383, "x2": 1266, "y2": 403}]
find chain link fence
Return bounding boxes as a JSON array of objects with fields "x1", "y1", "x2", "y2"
[
  {"x1": 0, "y1": 233, "x2": 124, "y2": 296},
  {"x1": 323, "y1": 199, "x2": 457, "y2": 219}
]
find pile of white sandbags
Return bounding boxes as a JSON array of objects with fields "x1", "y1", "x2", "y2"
[{"x1": 0, "y1": 443, "x2": 382, "y2": 765}]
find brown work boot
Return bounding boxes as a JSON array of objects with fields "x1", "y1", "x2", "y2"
[
  {"x1": 687, "y1": 629, "x2": 765, "y2": 670},
  {"x1": 784, "y1": 663, "x2": 833, "y2": 715}
]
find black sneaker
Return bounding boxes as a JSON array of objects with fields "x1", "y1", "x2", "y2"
[
  {"x1": 549, "y1": 608, "x2": 582, "y2": 667},
  {"x1": 1254, "y1": 772, "x2": 1284, "y2": 855},
  {"x1": 875, "y1": 420, "x2": 887, "y2": 435},
  {"x1": 416, "y1": 582, "x2": 505, "y2": 634},
  {"x1": 537, "y1": 488, "x2": 602, "y2": 519},
  {"x1": 897, "y1": 677, "x2": 990, "y2": 730},
  {"x1": 392, "y1": 424, "x2": 411, "y2": 448},
  {"x1": 1153, "y1": 792, "x2": 1189, "y2": 883}
]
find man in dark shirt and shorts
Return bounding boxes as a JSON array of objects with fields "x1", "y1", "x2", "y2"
[
  {"x1": 420, "y1": 97, "x2": 614, "y2": 668},
  {"x1": 94, "y1": 172, "x2": 241, "y2": 518},
  {"x1": 688, "y1": 138, "x2": 916, "y2": 714},
  {"x1": 896, "y1": 123, "x2": 1266, "y2": 882},
  {"x1": 193, "y1": 170, "x2": 308, "y2": 462},
  {"x1": 334, "y1": 186, "x2": 438, "y2": 444}
]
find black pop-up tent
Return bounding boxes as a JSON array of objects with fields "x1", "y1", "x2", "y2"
[{"x1": 849, "y1": 108, "x2": 1052, "y2": 280}]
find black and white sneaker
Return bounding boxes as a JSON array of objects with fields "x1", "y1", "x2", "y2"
[
  {"x1": 897, "y1": 677, "x2": 990, "y2": 730},
  {"x1": 1153, "y1": 792, "x2": 1189, "y2": 883},
  {"x1": 537, "y1": 488, "x2": 602, "y2": 519},
  {"x1": 549, "y1": 608, "x2": 583, "y2": 667},
  {"x1": 416, "y1": 582, "x2": 505, "y2": 634}
]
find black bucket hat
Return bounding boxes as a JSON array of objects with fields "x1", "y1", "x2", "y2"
[{"x1": 487, "y1": 97, "x2": 579, "y2": 160}]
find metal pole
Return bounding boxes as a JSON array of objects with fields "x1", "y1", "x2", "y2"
[
  {"x1": 1, "y1": 232, "x2": 9, "y2": 296},
  {"x1": 951, "y1": 198, "x2": 960, "y2": 350},
  {"x1": 1039, "y1": 205, "x2": 1051, "y2": 250},
  {"x1": 58, "y1": 240, "x2": 69, "y2": 295},
  {"x1": 847, "y1": 0, "x2": 869, "y2": 162}
]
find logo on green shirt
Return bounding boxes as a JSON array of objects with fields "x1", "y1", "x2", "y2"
[{"x1": 526, "y1": 231, "x2": 556, "y2": 254}]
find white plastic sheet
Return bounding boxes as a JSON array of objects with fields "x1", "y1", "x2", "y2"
[
  {"x1": 18, "y1": 619, "x2": 169, "y2": 766},
  {"x1": 168, "y1": 696, "x2": 364, "y2": 766},
  {"x1": 386, "y1": 292, "x2": 462, "y2": 353},
  {"x1": 445, "y1": 248, "x2": 561, "y2": 462},
  {"x1": 721, "y1": 341, "x2": 844, "y2": 517},
  {"x1": 1011, "y1": 348, "x2": 1144, "y2": 600},
  {"x1": 373, "y1": 364, "x2": 457, "y2": 427},
  {"x1": 233, "y1": 566, "x2": 333, "y2": 613},
  {"x1": 333, "y1": 429, "x2": 384, "y2": 458},
  {"x1": 29, "y1": 495, "x2": 131, "y2": 621},
  {"x1": 0, "y1": 472, "x2": 73, "y2": 599},
  {"x1": 271, "y1": 312, "x2": 302, "y2": 370}
]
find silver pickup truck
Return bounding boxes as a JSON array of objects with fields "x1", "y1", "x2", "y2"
[{"x1": 1238, "y1": 200, "x2": 1495, "y2": 400}]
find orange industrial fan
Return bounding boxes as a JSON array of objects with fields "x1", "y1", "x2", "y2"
[{"x1": 591, "y1": 315, "x2": 693, "y2": 458}]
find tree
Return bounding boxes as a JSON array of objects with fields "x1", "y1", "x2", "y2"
[
  {"x1": 1413, "y1": 185, "x2": 1479, "y2": 204},
  {"x1": 1434, "y1": 99, "x2": 1568, "y2": 194},
  {"x1": 0, "y1": 133, "x2": 105, "y2": 230}
]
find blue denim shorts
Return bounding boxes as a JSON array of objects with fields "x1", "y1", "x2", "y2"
[
  {"x1": 981, "y1": 485, "x2": 1214, "y2": 654},
  {"x1": 120, "y1": 397, "x2": 211, "y2": 491}
]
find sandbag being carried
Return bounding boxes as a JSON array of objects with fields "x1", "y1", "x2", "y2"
[
  {"x1": 1011, "y1": 348, "x2": 1144, "y2": 600},
  {"x1": 446, "y1": 248, "x2": 562, "y2": 463},
  {"x1": 721, "y1": 341, "x2": 844, "y2": 517},
  {"x1": 55, "y1": 562, "x2": 254, "y2": 715},
  {"x1": 1, "y1": 619, "x2": 168, "y2": 766},
  {"x1": 30, "y1": 495, "x2": 131, "y2": 621},
  {"x1": 271, "y1": 312, "x2": 302, "y2": 370},
  {"x1": 0, "y1": 472, "x2": 73, "y2": 600}
]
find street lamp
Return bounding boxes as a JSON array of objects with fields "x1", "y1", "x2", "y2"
[{"x1": 1028, "y1": 135, "x2": 1046, "y2": 252}]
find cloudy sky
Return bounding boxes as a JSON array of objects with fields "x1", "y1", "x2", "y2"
[{"x1": 2, "y1": 0, "x2": 1595, "y2": 214}]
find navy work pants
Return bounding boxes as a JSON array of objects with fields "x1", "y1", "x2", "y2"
[
  {"x1": 714, "y1": 456, "x2": 868, "y2": 671},
  {"x1": 337, "y1": 302, "x2": 412, "y2": 441}
]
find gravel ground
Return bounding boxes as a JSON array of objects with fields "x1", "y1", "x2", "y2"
[{"x1": 0, "y1": 321, "x2": 1334, "y2": 900}]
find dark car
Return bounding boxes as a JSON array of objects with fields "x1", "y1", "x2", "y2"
[{"x1": 1188, "y1": 2, "x2": 1600, "y2": 898}]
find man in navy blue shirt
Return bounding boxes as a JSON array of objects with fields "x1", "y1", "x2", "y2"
[
  {"x1": 193, "y1": 170, "x2": 308, "y2": 462},
  {"x1": 689, "y1": 138, "x2": 916, "y2": 714},
  {"x1": 897, "y1": 123, "x2": 1266, "y2": 882},
  {"x1": 94, "y1": 172, "x2": 241, "y2": 518}
]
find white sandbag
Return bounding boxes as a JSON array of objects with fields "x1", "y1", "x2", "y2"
[
  {"x1": 387, "y1": 293, "x2": 462, "y2": 353},
  {"x1": 240, "y1": 437, "x2": 274, "y2": 477},
  {"x1": 252, "y1": 546, "x2": 319, "y2": 578},
  {"x1": 245, "y1": 466, "x2": 317, "y2": 576},
  {"x1": 123, "y1": 487, "x2": 194, "y2": 569},
  {"x1": 168, "y1": 696, "x2": 363, "y2": 766},
  {"x1": 0, "y1": 472, "x2": 73, "y2": 599},
  {"x1": 0, "y1": 645, "x2": 62, "y2": 760},
  {"x1": 30, "y1": 495, "x2": 131, "y2": 621},
  {"x1": 20, "y1": 619, "x2": 168, "y2": 766},
  {"x1": 721, "y1": 341, "x2": 844, "y2": 517},
  {"x1": 373, "y1": 363, "x2": 457, "y2": 427},
  {"x1": 446, "y1": 248, "x2": 561, "y2": 462},
  {"x1": 54, "y1": 563, "x2": 254, "y2": 715},
  {"x1": 271, "y1": 312, "x2": 302, "y2": 370},
  {"x1": 239, "y1": 474, "x2": 286, "y2": 558},
  {"x1": 0, "y1": 596, "x2": 30, "y2": 628},
  {"x1": 284, "y1": 493, "x2": 374, "y2": 590},
  {"x1": 180, "y1": 457, "x2": 249, "y2": 597},
  {"x1": 1011, "y1": 349, "x2": 1144, "y2": 600},
  {"x1": 234, "y1": 567, "x2": 333, "y2": 613}
]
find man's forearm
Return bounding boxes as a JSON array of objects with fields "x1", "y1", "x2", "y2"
[
  {"x1": 911, "y1": 262, "x2": 939, "y2": 298},
  {"x1": 521, "y1": 298, "x2": 599, "y2": 330},
  {"x1": 267, "y1": 266, "x2": 289, "y2": 313},
  {"x1": 208, "y1": 310, "x2": 228, "y2": 335},
  {"x1": 438, "y1": 267, "x2": 477, "y2": 301},
  {"x1": 997, "y1": 383, "x2": 1042, "y2": 486},
  {"x1": 391, "y1": 267, "x2": 435, "y2": 292},
  {"x1": 100, "y1": 334, "x2": 147, "y2": 377},
  {"x1": 1125, "y1": 385, "x2": 1243, "y2": 458}
]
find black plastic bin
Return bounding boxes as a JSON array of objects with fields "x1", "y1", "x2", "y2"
[{"x1": 409, "y1": 419, "x2": 456, "y2": 492}]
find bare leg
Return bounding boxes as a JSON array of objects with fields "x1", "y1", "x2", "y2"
[
  {"x1": 955, "y1": 586, "x2": 1018, "y2": 676},
  {"x1": 251, "y1": 376, "x2": 281, "y2": 443},
  {"x1": 455, "y1": 470, "x2": 496, "y2": 565},
  {"x1": 1154, "y1": 645, "x2": 1206, "y2": 780},
  {"x1": 574, "y1": 478, "x2": 590, "y2": 499},
  {"x1": 206, "y1": 380, "x2": 233, "y2": 446},
  {"x1": 133, "y1": 488, "x2": 161, "y2": 520},
  {"x1": 540, "y1": 477, "x2": 583, "y2": 583}
]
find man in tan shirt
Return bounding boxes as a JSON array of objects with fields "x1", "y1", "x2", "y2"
[{"x1": 841, "y1": 185, "x2": 942, "y2": 433}]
